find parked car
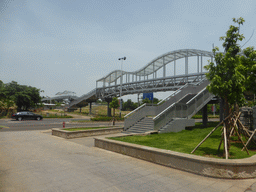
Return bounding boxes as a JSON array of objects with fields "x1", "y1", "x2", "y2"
[{"x1": 12, "y1": 111, "x2": 43, "y2": 121}]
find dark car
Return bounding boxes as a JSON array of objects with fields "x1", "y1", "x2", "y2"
[{"x1": 12, "y1": 111, "x2": 43, "y2": 121}]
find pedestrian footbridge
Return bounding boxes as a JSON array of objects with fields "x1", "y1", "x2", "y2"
[{"x1": 68, "y1": 49, "x2": 217, "y2": 133}]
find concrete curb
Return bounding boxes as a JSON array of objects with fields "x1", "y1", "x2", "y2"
[
  {"x1": 94, "y1": 136, "x2": 256, "y2": 179},
  {"x1": 52, "y1": 126, "x2": 123, "y2": 139}
]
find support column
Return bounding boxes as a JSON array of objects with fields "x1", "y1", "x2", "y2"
[
  {"x1": 185, "y1": 51, "x2": 188, "y2": 82},
  {"x1": 138, "y1": 93, "x2": 140, "y2": 106},
  {"x1": 105, "y1": 98, "x2": 112, "y2": 117},
  {"x1": 153, "y1": 63, "x2": 155, "y2": 79},
  {"x1": 174, "y1": 54, "x2": 176, "y2": 76},
  {"x1": 89, "y1": 102, "x2": 92, "y2": 115},
  {"x1": 163, "y1": 57, "x2": 166, "y2": 86},
  {"x1": 202, "y1": 104, "x2": 208, "y2": 127},
  {"x1": 197, "y1": 55, "x2": 199, "y2": 74},
  {"x1": 201, "y1": 54, "x2": 203, "y2": 80},
  {"x1": 107, "y1": 102, "x2": 111, "y2": 117},
  {"x1": 163, "y1": 57, "x2": 166, "y2": 77},
  {"x1": 220, "y1": 98, "x2": 224, "y2": 122}
]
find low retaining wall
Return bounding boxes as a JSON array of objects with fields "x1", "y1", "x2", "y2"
[
  {"x1": 95, "y1": 136, "x2": 256, "y2": 179},
  {"x1": 52, "y1": 127, "x2": 123, "y2": 139}
]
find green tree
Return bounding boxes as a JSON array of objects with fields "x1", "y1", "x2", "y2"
[
  {"x1": 240, "y1": 47, "x2": 256, "y2": 95},
  {"x1": 0, "y1": 81, "x2": 42, "y2": 111},
  {"x1": 205, "y1": 17, "x2": 246, "y2": 116},
  {"x1": 153, "y1": 98, "x2": 159, "y2": 104},
  {"x1": 110, "y1": 97, "x2": 119, "y2": 125},
  {"x1": 142, "y1": 97, "x2": 159, "y2": 105},
  {"x1": 123, "y1": 99, "x2": 138, "y2": 111},
  {"x1": 142, "y1": 98, "x2": 151, "y2": 104},
  {"x1": 204, "y1": 17, "x2": 256, "y2": 157}
]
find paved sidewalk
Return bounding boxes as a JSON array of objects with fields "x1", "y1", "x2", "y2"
[{"x1": 1, "y1": 130, "x2": 256, "y2": 192}]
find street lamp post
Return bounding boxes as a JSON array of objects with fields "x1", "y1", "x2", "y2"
[{"x1": 118, "y1": 57, "x2": 126, "y2": 118}]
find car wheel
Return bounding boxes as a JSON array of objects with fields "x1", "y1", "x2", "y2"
[
  {"x1": 18, "y1": 117, "x2": 22, "y2": 121},
  {"x1": 36, "y1": 117, "x2": 41, "y2": 121}
]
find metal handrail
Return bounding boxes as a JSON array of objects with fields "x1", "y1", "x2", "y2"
[
  {"x1": 153, "y1": 103, "x2": 176, "y2": 120},
  {"x1": 195, "y1": 77, "x2": 207, "y2": 85},
  {"x1": 69, "y1": 88, "x2": 97, "y2": 107},
  {"x1": 124, "y1": 103, "x2": 146, "y2": 118},
  {"x1": 157, "y1": 83, "x2": 188, "y2": 105},
  {"x1": 79, "y1": 88, "x2": 96, "y2": 98},
  {"x1": 186, "y1": 87, "x2": 208, "y2": 105},
  {"x1": 153, "y1": 93, "x2": 192, "y2": 120}
]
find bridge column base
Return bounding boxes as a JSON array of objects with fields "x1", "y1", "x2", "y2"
[
  {"x1": 202, "y1": 104, "x2": 208, "y2": 127},
  {"x1": 105, "y1": 98, "x2": 113, "y2": 117},
  {"x1": 89, "y1": 102, "x2": 92, "y2": 115}
]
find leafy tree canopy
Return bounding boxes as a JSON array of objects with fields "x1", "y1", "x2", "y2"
[
  {"x1": 123, "y1": 99, "x2": 138, "y2": 111},
  {"x1": 0, "y1": 81, "x2": 42, "y2": 111},
  {"x1": 110, "y1": 97, "x2": 119, "y2": 110},
  {"x1": 205, "y1": 17, "x2": 256, "y2": 110}
]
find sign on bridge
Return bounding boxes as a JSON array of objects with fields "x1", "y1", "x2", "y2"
[{"x1": 143, "y1": 93, "x2": 153, "y2": 101}]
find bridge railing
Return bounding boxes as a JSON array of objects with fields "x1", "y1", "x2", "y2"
[
  {"x1": 186, "y1": 88, "x2": 214, "y2": 119},
  {"x1": 124, "y1": 78, "x2": 210, "y2": 130},
  {"x1": 157, "y1": 83, "x2": 188, "y2": 105},
  {"x1": 155, "y1": 78, "x2": 209, "y2": 114},
  {"x1": 69, "y1": 88, "x2": 97, "y2": 107},
  {"x1": 124, "y1": 103, "x2": 156, "y2": 130},
  {"x1": 153, "y1": 88, "x2": 214, "y2": 131},
  {"x1": 153, "y1": 95, "x2": 189, "y2": 131},
  {"x1": 97, "y1": 73, "x2": 207, "y2": 98}
]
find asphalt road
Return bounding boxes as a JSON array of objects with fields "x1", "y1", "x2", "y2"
[
  {"x1": 0, "y1": 118, "x2": 124, "y2": 132},
  {"x1": 0, "y1": 117, "x2": 217, "y2": 132}
]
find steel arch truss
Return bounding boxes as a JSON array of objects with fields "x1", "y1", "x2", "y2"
[
  {"x1": 97, "y1": 49, "x2": 213, "y2": 84},
  {"x1": 96, "y1": 49, "x2": 214, "y2": 99}
]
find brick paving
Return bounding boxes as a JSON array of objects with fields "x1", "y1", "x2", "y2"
[{"x1": 1, "y1": 130, "x2": 256, "y2": 192}]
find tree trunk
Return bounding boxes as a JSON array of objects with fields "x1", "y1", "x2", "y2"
[{"x1": 224, "y1": 97, "x2": 231, "y2": 157}]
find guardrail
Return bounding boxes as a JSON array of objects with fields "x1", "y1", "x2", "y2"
[
  {"x1": 124, "y1": 103, "x2": 146, "y2": 118},
  {"x1": 153, "y1": 95, "x2": 189, "y2": 131},
  {"x1": 153, "y1": 88, "x2": 214, "y2": 131},
  {"x1": 124, "y1": 104, "x2": 149, "y2": 130},
  {"x1": 157, "y1": 83, "x2": 188, "y2": 105},
  {"x1": 124, "y1": 78, "x2": 211, "y2": 131},
  {"x1": 69, "y1": 88, "x2": 97, "y2": 107}
]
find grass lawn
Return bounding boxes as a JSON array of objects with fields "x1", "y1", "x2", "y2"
[
  {"x1": 41, "y1": 114, "x2": 73, "y2": 118},
  {"x1": 63, "y1": 127, "x2": 108, "y2": 131},
  {"x1": 70, "y1": 105, "x2": 131, "y2": 117},
  {"x1": 70, "y1": 120, "x2": 90, "y2": 123},
  {"x1": 192, "y1": 114, "x2": 220, "y2": 119},
  {"x1": 109, "y1": 122, "x2": 256, "y2": 159}
]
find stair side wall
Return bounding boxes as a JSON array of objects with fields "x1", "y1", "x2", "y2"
[{"x1": 159, "y1": 119, "x2": 195, "y2": 133}]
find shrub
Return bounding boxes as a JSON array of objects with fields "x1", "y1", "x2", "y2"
[{"x1": 91, "y1": 116, "x2": 124, "y2": 121}]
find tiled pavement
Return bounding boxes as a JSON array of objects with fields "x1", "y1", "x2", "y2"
[{"x1": 1, "y1": 130, "x2": 256, "y2": 192}]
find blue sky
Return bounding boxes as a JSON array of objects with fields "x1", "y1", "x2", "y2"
[{"x1": 1, "y1": 0, "x2": 256, "y2": 101}]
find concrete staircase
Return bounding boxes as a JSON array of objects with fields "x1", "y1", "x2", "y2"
[
  {"x1": 159, "y1": 118, "x2": 195, "y2": 133},
  {"x1": 124, "y1": 79, "x2": 214, "y2": 134},
  {"x1": 177, "y1": 94, "x2": 196, "y2": 104},
  {"x1": 124, "y1": 117, "x2": 154, "y2": 134}
]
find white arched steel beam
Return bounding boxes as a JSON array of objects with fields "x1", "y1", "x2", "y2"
[{"x1": 96, "y1": 49, "x2": 214, "y2": 84}]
